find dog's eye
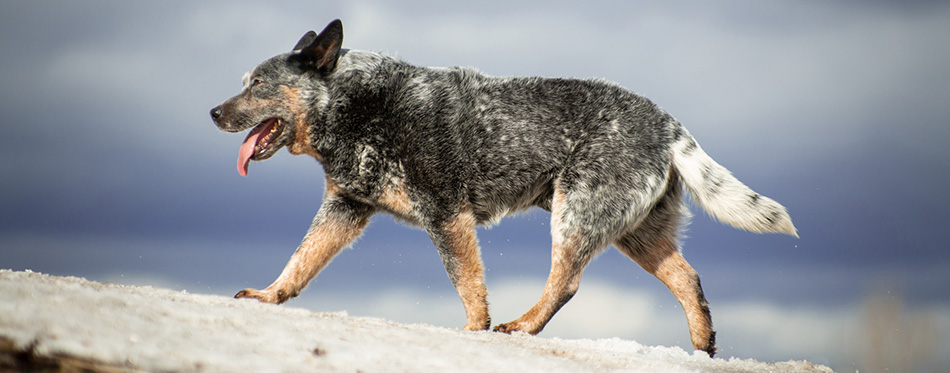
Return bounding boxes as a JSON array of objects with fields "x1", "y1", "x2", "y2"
[{"x1": 251, "y1": 77, "x2": 264, "y2": 87}]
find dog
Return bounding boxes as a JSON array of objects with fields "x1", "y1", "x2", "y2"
[{"x1": 210, "y1": 19, "x2": 797, "y2": 357}]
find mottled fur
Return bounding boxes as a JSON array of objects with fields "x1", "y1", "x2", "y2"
[{"x1": 210, "y1": 20, "x2": 797, "y2": 357}]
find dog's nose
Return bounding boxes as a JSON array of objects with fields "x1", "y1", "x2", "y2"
[{"x1": 210, "y1": 106, "x2": 222, "y2": 120}]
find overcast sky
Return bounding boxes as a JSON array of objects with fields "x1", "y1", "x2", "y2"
[{"x1": 2, "y1": 1, "x2": 948, "y2": 370}]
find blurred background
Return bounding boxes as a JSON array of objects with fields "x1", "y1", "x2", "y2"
[{"x1": 2, "y1": 1, "x2": 948, "y2": 371}]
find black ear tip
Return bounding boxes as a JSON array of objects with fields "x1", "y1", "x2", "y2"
[{"x1": 323, "y1": 19, "x2": 343, "y2": 35}]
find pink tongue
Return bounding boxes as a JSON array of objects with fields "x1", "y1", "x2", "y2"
[{"x1": 237, "y1": 125, "x2": 267, "y2": 177}]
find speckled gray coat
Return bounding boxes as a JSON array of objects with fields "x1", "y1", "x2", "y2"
[{"x1": 211, "y1": 20, "x2": 796, "y2": 357}]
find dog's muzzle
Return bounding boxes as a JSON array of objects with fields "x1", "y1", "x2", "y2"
[{"x1": 210, "y1": 105, "x2": 234, "y2": 131}]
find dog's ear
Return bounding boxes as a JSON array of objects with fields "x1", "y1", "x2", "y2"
[
  {"x1": 293, "y1": 31, "x2": 317, "y2": 52},
  {"x1": 292, "y1": 19, "x2": 343, "y2": 73}
]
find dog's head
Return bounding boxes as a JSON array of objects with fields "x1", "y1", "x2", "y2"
[{"x1": 210, "y1": 19, "x2": 343, "y2": 176}]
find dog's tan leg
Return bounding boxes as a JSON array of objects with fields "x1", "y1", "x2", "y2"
[
  {"x1": 609, "y1": 169, "x2": 716, "y2": 356},
  {"x1": 494, "y1": 188, "x2": 597, "y2": 335},
  {"x1": 616, "y1": 235, "x2": 717, "y2": 357},
  {"x1": 493, "y1": 237, "x2": 589, "y2": 334},
  {"x1": 235, "y1": 194, "x2": 373, "y2": 304},
  {"x1": 428, "y1": 206, "x2": 490, "y2": 331}
]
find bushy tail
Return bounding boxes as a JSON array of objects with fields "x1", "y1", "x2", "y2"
[{"x1": 671, "y1": 125, "x2": 798, "y2": 237}]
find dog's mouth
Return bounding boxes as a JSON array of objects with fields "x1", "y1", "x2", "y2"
[{"x1": 237, "y1": 118, "x2": 286, "y2": 177}]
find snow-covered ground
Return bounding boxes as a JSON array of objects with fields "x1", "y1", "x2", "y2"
[{"x1": 0, "y1": 270, "x2": 830, "y2": 372}]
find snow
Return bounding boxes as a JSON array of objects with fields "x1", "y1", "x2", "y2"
[{"x1": 0, "y1": 270, "x2": 831, "y2": 372}]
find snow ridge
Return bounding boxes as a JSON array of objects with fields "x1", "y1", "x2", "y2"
[{"x1": 0, "y1": 270, "x2": 831, "y2": 372}]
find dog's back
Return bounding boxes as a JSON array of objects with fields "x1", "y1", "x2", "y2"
[{"x1": 331, "y1": 51, "x2": 796, "y2": 238}]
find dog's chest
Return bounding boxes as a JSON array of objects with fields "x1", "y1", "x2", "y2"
[{"x1": 320, "y1": 143, "x2": 421, "y2": 221}]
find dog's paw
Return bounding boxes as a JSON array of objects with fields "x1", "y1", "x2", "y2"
[
  {"x1": 234, "y1": 288, "x2": 290, "y2": 304},
  {"x1": 463, "y1": 317, "x2": 491, "y2": 331},
  {"x1": 492, "y1": 323, "x2": 514, "y2": 334},
  {"x1": 493, "y1": 318, "x2": 545, "y2": 335},
  {"x1": 492, "y1": 322, "x2": 525, "y2": 334}
]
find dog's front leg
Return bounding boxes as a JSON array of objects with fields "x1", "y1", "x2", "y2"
[
  {"x1": 235, "y1": 195, "x2": 374, "y2": 304},
  {"x1": 427, "y1": 206, "x2": 491, "y2": 331}
]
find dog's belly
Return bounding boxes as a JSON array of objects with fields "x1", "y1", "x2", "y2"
[{"x1": 468, "y1": 168, "x2": 556, "y2": 225}]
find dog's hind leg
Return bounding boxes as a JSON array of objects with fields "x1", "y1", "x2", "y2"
[
  {"x1": 235, "y1": 191, "x2": 374, "y2": 304},
  {"x1": 614, "y1": 173, "x2": 717, "y2": 357},
  {"x1": 493, "y1": 187, "x2": 602, "y2": 335},
  {"x1": 427, "y1": 205, "x2": 491, "y2": 331},
  {"x1": 493, "y1": 143, "x2": 671, "y2": 335}
]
